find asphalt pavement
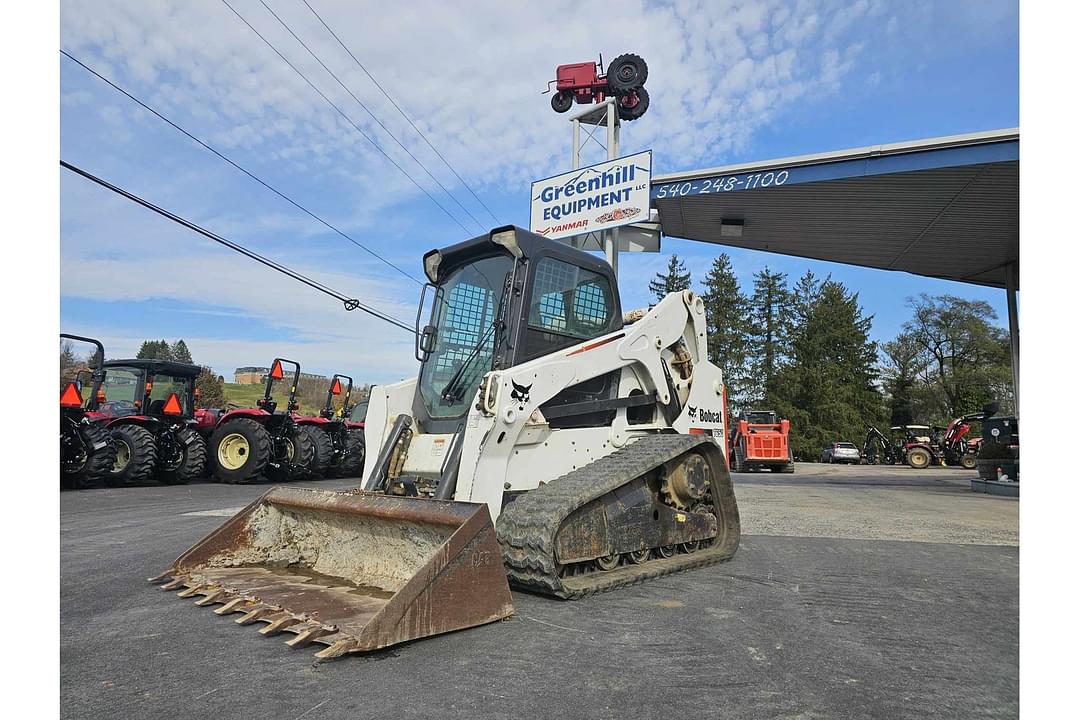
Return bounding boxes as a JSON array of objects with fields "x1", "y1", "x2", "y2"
[{"x1": 60, "y1": 464, "x2": 1018, "y2": 720}]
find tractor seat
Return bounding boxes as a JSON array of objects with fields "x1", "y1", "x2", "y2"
[{"x1": 148, "y1": 399, "x2": 166, "y2": 415}]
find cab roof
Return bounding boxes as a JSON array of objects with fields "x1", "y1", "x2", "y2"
[{"x1": 103, "y1": 359, "x2": 202, "y2": 378}]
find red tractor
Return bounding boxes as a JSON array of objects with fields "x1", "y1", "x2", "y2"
[
  {"x1": 60, "y1": 334, "x2": 116, "y2": 489},
  {"x1": 545, "y1": 53, "x2": 650, "y2": 121},
  {"x1": 295, "y1": 374, "x2": 366, "y2": 479},
  {"x1": 728, "y1": 410, "x2": 795, "y2": 473},
  {"x1": 904, "y1": 413, "x2": 982, "y2": 470},
  {"x1": 206, "y1": 358, "x2": 314, "y2": 484},
  {"x1": 90, "y1": 358, "x2": 208, "y2": 485}
]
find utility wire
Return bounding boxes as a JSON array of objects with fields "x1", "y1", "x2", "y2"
[
  {"x1": 60, "y1": 159, "x2": 416, "y2": 335},
  {"x1": 256, "y1": 0, "x2": 485, "y2": 232},
  {"x1": 60, "y1": 49, "x2": 422, "y2": 286},
  {"x1": 219, "y1": 0, "x2": 472, "y2": 235},
  {"x1": 302, "y1": 0, "x2": 501, "y2": 225}
]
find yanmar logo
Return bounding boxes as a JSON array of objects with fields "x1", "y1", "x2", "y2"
[
  {"x1": 537, "y1": 219, "x2": 588, "y2": 236},
  {"x1": 688, "y1": 406, "x2": 722, "y2": 423}
]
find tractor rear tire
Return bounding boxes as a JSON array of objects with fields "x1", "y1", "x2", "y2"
[
  {"x1": 329, "y1": 428, "x2": 365, "y2": 479},
  {"x1": 157, "y1": 428, "x2": 207, "y2": 485},
  {"x1": 107, "y1": 424, "x2": 158, "y2": 486},
  {"x1": 62, "y1": 422, "x2": 115, "y2": 490},
  {"x1": 302, "y1": 426, "x2": 333, "y2": 478},
  {"x1": 551, "y1": 91, "x2": 573, "y2": 113},
  {"x1": 961, "y1": 453, "x2": 978, "y2": 470},
  {"x1": 607, "y1": 53, "x2": 648, "y2": 94},
  {"x1": 267, "y1": 426, "x2": 314, "y2": 482},
  {"x1": 907, "y1": 447, "x2": 932, "y2": 469},
  {"x1": 210, "y1": 418, "x2": 271, "y2": 484},
  {"x1": 617, "y1": 86, "x2": 649, "y2": 121}
]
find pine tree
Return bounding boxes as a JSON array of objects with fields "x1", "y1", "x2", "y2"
[
  {"x1": 171, "y1": 339, "x2": 193, "y2": 364},
  {"x1": 698, "y1": 253, "x2": 751, "y2": 407},
  {"x1": 746, "y1": 267, "x2": 791, "y2": 401},
  {"x1": 195, "y1": 366, "x2": 226, "y2": 408},
  {"x1": 60, "y1": 340, "x2": 77, "y2": 370},
  {"x1": 648, "y1": 255, "x2": 692, "y2": 302},
  {"x1": 771, "y1": 279, "x2": 883, "y2": 459}
]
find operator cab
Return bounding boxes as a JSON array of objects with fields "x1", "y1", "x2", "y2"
[
  {"x1": 415, "y1": 226, "x2": 622, "y2": 434},
  {"x1": 740, "y1": 410, "x2": 778, "y2": 425},
  {"x1": 96, "y1": 359, "x2": 200, "y2": 419}
]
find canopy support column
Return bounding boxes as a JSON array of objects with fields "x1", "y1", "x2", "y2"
[{"x1": 1006, "y1": 263, "x2": 1019, "y2": 411}]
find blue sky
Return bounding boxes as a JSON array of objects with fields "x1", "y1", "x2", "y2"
[{"x1": 59, "y1": 0, "x2": 1018, "y2": 382}]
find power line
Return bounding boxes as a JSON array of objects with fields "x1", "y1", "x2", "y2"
[
  {"x1": 219, "y1": 0, "x2": 473, "y2": 235},
  {"x1": 60, "y1": 49, "x2": 422, "y2": 287},
  {"x1": 302, "y1": 0, "x2": 501, "y2": 225},
  {"x1": 256, "y1": 0, "x2": 485, "y2": 232},
  {"x1": 60, "y1": 159, "x2": 416, "y2": 335}
]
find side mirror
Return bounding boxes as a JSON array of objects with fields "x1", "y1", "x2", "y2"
[{"x1": 419, "y1": 325, "x2": 438, "y2": 357}]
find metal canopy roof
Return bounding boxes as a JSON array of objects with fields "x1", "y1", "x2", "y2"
[{"x1": 650, "y1": 129, "x2": 1019, "y2": 289}]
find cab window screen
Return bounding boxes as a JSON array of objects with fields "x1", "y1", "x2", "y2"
[{"x1": 528, "y1": 258, "x2": 612, "y2": 339}]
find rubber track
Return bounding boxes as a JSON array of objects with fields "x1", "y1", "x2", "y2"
[{"x1": 495, "y1": 434, "x2": 739, "y2": 599}]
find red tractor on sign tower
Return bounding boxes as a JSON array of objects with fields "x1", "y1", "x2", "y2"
[
  {"x1": 545, "y1": 53, "x2": 650, "y2": 121},
  {"x1": 295, "y1": 374, "x2": 366, "y2": 478}
]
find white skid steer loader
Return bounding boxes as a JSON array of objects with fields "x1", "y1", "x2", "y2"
[{"x1": 152, "y1": 226, "x2": 741, "y2": 658}]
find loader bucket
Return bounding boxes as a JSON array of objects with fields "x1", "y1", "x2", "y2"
[{"x1": 150, "y1": 487, "x2": 515, "y2": 658}]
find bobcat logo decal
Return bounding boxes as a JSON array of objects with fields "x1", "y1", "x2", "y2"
[
  {"x1": 510, "y1": 380, "x2": 532, "y2": 406},
  {"x1": 688, "y1": 406, "x2": 698, "y2": 420}
]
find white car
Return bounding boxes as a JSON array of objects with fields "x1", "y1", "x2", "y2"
[{"x1": 821, "y1": 442, "x2": 861, "y2": 464}]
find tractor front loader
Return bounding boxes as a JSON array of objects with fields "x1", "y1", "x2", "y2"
[
  {"x1": 296, "y1": 374, "x2": 365, "y2": 478},
  {"x1": 153, "y1": 227, "x2": 741, "y2": 658},
  {"x1": 207, "y1": 359, "x2": 313, "y2": 483},
  {"x1": 60, "y1": 334, "x2": 116, "y2": 489}
]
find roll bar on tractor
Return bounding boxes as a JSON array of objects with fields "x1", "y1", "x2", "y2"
[
  {"x1": 259, "y1": 358, "x2": 301, "y2": 415},
  {"x1": 322, "y1": 374, "x2": 354, "y2": 419},
  {"x1": 60, "y1": 333, "x2": 106, "y2": 389}
]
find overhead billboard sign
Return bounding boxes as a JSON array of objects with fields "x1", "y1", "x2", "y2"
[{"x1": 530, "y1": 150, "x2": 652, "y2": 241}]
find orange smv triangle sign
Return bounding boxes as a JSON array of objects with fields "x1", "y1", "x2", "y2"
[
  {"x1": 61, "y1": 382, "x2": 83, "y2": 408},
  {"x1": 162, "y1": 393, "x2": 183, "y2": 415},
  {"x1": 270, "y1": 360, "x2": 284, "y2": 380},
  {"x1": 330, "y1": 378, "x2": 342, "y2": 395}
]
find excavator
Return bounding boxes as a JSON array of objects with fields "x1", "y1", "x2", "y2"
[{"x1": 151, "y1": 227, "x2": 741, "y2": 658}]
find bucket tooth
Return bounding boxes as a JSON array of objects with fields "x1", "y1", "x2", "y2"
[
  {"x1": 284, "y1": 623, "x2": 335, "y2": 648},
  {"x1": 235, "y1": 604, "x2": 278, "y2": 625},
  {"x1": 176, "y1": 584, "x2": 207, "y2": 598},
  {"x1": 195, "y1": 589, "x2": 228, "y2": 607},
  {"x1": 159, "y1": 579, "x2": 185, "y2": 591},
  {"x1": 148, "y1": 572, "x2": 172, "y2": 584},
  {"x1": 258, "y1": 614, "x2": 302, "y2": 636},
  {"x1": 313, "y1": 638, "x2": 359, "y2": 660},
  {"x1": 214, "y1": 598, "x2": 251, "y2": 615}
]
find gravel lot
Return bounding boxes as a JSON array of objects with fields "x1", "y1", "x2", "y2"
[{"x1": 61, "y1": 463, "x2": 1017, "y2": 720}]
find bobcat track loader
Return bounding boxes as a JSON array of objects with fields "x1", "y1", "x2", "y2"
[{"x1": 152, "y1": 227, "x2": 741, "y2": 658}]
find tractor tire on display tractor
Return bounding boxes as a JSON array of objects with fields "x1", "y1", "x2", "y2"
[
  {"x1": 303, "y1": 426, "x2": 333, "y2": 478},
  {"x1": 156, "y1": 428, "x2": 207, "y2": 485},
  {"x1": 606, "y1": 53, "x2": 648, "y2": 94},
  {"x1": 551, "y1": 91, "x2": 573, "y2": 113},
  {"x1": 62, "y1": 423, "x2": 116, "y2": 490},
  {"x1": 616, "y1": 86, "x2": 649, "y2": 121},
  {"x1": 328, "y1": 428, "x2": 365, "y2": 478},
  {"x1": 210, "y1": 418, "x2": 271, "y2": 484},
  {"x1": 266, "y1": 427, "x2": 314, "y2": 483},
  {"x1": 961, "y1": 453, "x2": 978, "y2": 470},
  {"x1": 108, "y1": 424, "x2": 158, "y2": 486},
  {"x1": 907, "y1": 447, "x2": 932, "y2": 469}
]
